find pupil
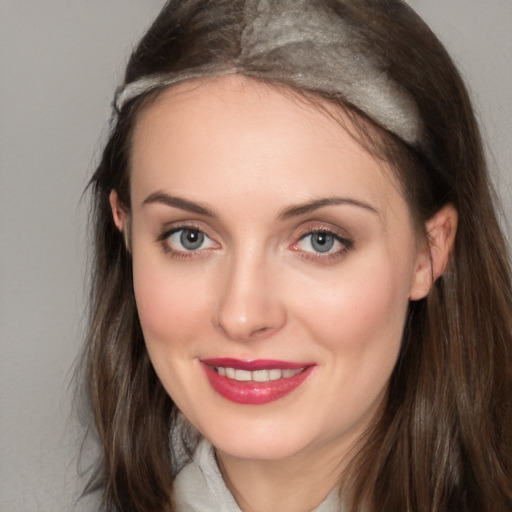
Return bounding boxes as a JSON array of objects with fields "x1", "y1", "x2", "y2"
[
  {"x1": 180, "y1": 229, "x2": 204, "y2": 250},
  {"x1": 311, "y1": 233, "x2": 334, "y2": 253}
]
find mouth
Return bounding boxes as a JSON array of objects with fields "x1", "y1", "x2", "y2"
[
  {"x1": 213, "y1": 366, "x2": 304, "y2": 382},
  {"x1": 200, "y1": 358, "x2": 315, "y2": 405}
]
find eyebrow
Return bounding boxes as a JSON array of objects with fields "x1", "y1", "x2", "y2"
[
  {"x1": 278, "y1": 197, "x2": 379, "y2": 220},
  {"x1": 143, "y1": 191, "x2": 215, "y2": 216},
  {"x1": 142, "y1": 191, "x2": 379, "y2": 219}
]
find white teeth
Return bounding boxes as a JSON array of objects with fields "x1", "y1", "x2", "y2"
[
  {"x1": 235, "y1": 369, "x2": 252, "y2": 381},
  {"x1": 269, "y1": 369, "x2": 282, "y2": 381},
  {"x1": 215, "y1": 366, "x2": 304, "y2": 382},
  {"x1": 253, "y1": 370, "x2": 269, "y2": 382}
]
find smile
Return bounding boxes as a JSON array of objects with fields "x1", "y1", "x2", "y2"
[
  {"x1": 201, "y1": 358, "x2": 316, "y2": 405},
  {"x1": 213, "y1": 366, "x2": 304, "y2": 382}
]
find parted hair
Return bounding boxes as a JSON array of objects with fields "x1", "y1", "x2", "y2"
[{"x1": 83, "y1": 1, "x2": 512, "y2": 510}]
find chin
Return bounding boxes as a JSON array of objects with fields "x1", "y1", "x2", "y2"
[
  {"x1": 211, "y1": 431, "x2": 308, "y2": 461},
  {"x1": 192, "y1": 411, "x2": 322, "y2": 462}
]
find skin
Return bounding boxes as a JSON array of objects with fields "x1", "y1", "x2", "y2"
[{"x1": 111, "y1": 76, "x2": 456, "y2": 512}]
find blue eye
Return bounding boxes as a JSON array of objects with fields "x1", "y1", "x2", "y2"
[
  {"x1": 296, "y1": 230, "x2": 351, "y2": 256},
  {"x1": 307, "y1": 232, "x2": 335, "y2": 253},
  {"x1": 165, "y1": 228, "x2": 216, "y2": 252},
  {"x1": 179, "y1": 229, "x2": 204, "y2": 250}
]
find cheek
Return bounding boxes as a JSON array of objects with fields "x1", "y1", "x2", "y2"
[
  {"x1": 289, "y1": 250, "x2": 412, "y2": 397},
  {"x1": 289, "y1": 256, "x2": 412, "y2": 432},
  {"x1": 132, "y1": 249, "x2": 211, "y2": 354},
  {"x1": 131, "y1": 250, "x2": 216, "y2": 415}
]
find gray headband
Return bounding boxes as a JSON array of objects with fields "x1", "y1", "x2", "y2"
[{"x1": 115, "y1": 0, "x2": 424, "y2": 147}]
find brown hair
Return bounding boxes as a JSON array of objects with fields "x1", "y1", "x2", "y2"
[{"x1": 83, "y1": 1, "x2": 512, "y2": 510}]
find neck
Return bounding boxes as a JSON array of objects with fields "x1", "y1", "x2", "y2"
[{"x1": 215, "y1": 439, "x2": 350, "y2": 512}]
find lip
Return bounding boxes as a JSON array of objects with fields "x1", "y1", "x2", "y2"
[
  {"x1": 200, "y1": 358, "x2": 316, "y2": 405},
  {"x1": 201, "y1": 358, "x2": 310, "y2": 371}
]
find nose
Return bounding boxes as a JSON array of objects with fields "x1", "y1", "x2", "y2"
[{"x1": 212, "y1": 252, "x2": 287, "y2": 342}]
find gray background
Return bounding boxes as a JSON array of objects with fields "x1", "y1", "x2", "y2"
[{"x1": 1, "y1": 1, "x2": 511, "y2": 510}]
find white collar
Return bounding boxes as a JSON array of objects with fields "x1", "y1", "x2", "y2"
[{"x1": 173, "y1": 437, "x2": 342, "y2": 512}]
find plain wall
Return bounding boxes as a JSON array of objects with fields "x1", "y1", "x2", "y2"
[{"x1": 0, "y1": 1, "x2": 510, "y2": 510}]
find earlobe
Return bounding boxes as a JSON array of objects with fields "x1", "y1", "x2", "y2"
[{"x1": 410, "y1": 204, "x2": 458, "y2": 301}]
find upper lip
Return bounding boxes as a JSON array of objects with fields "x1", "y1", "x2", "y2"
[{"x1": 200, "y1": 358, "x2": 314, "y2": 371}]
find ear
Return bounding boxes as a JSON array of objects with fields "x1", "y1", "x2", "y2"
[
  {"x1": 409, "y1": 204, "x2": 458, "y2": 301},
  {"x1": 109, "y1": 190, "x2": 130, "y2": 249},
  {"x1": 109, "y1": 190, "x2": 127, "y2": 230}
]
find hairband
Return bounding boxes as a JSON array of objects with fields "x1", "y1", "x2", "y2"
[{"x1": 114, "y1": 1, "x2": 424, "y2": 148}]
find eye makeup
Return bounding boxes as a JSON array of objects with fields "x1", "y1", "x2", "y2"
[
  {"x1": 155, "y1": 219, "x2": 354, "y2": 265},
  {"x1": 156, "y1": 222, "x2": 220, "y2": 259},
  {"x1": 289, "y1": 220, "x2": 355, "y2": 264}
]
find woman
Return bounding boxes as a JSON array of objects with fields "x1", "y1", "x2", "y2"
[{"x1": 83, "y1": 1, "x2": 512, "y2": 510}]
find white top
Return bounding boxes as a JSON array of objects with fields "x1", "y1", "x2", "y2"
[{"x1": 173, "y1": 437, "x2": 342, "y2": 512}]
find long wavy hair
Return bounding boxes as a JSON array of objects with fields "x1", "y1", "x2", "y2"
[{"x1": 82, "y1": 1, "x2": 512, "y2": 510}]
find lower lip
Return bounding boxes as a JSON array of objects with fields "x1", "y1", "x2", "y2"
[{"x1": 202, "y1": 363, "x2": 315, "y2": 405}]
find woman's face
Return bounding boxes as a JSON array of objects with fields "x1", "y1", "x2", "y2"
[{"x1": 120, "y1": 76, "x2": 431, "y2": 464}]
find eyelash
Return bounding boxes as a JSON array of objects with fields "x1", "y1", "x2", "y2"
[
  {"x1": 292, "y1": 228, "x2": 354, "y2": 263},
  {"x1": 156, "y1": 224, "x2": 354, "y2": 262},
  {"x1": 157, "y1": 223, "x2": 218, "y2": 259}
]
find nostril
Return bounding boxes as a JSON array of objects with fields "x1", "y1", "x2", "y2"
[
  {"x1": 213, "y1": 302, "x2": 287, "y2": 342},
  {"x1": 250, "y1": 325, "x2": 273, "y2": 339}
]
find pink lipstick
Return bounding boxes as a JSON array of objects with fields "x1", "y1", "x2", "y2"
[{"x1": 201, "y1": 358, "x2": 316, "y2": 405}]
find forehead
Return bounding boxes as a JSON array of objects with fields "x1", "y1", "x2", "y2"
[{"x1": 129, "y1": 75, "x2": 406, "y2": 221}]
